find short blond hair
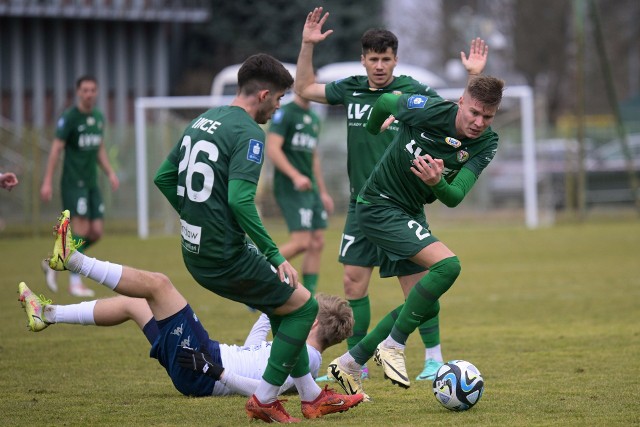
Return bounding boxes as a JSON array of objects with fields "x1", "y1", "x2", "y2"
[{"x1": 315, "y1": 293, "x2": 354, "y2": 350}]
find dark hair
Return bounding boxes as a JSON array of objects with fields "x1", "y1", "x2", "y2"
[
  {"x1": 361, "y1": 29, "x2": 398, "y2": 55},
  {"x1": 466, "y1": 75, "x2": 505, "y2": 108},
  {"x1": 76, "y1": 75, "x2": 97, "y2": 89},
  {"x1": 237, "y1": 53, "x2": 293, "y2": 95}
]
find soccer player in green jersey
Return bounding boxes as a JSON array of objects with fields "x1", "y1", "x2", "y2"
[
  {"x1": 153, "y1": 53, "x2": 363, "y2": 423},
  {"x1": 327, "y1": 75, "x2": 505, "y2": 394},
  {"x1": 266, "y1": 92, "x2": 334, "y2": 296},
  {"x1": 40, "y1": 76, "x2": 120, "y2": 297},
  {"x1": 296, "y1": 7, "x2": 489, "y2": 382}
]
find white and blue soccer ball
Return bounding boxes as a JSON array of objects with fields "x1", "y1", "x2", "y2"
[{"x1": 432, "y1": 360, "x2": 484, "y2": 411}]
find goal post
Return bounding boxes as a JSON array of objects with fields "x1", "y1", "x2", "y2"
[
  {"x1": 435, "y1": 86, "x2": 538, "y2": 229},
  {"x1": 134, "y1": 86, "x2": 537, "y2": 239}
]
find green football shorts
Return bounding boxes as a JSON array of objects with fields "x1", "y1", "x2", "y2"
[
  {"x1": 184, "y1": 243, "x2": 295, "y2": 315},
  {"x1": 356, "y1": 201, "x2": 438, "y2": 277},
  {"x1": 337, "y1": 199, "x2": 380, "y2": 267},
  {"x1": 62, "y1": 186, "x2": 104, "y2": 220},
  {"x1": 274, "y1": 189, "x2": 327, "y2": 232}
]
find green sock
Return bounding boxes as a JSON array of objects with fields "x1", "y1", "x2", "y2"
[
  {"x1": 262, "y1": 297, "x2": 318, "y2": 385},
  {"x1": 349, "y1": 304, "x2": 402, "y2": 366},
  {"x1": 346, "y1": 295, "x2": 371, "y2": 350},
  {"x1": 390, "y1": 256, "x2": 460, "y2": 344},
  {"x1": 269, "y1": 315, "x2": 282, "y2": 336},
  {"x1": 302, "y1": 273, "x2": 318, "y2": 296},
  {"x1": 419, "y1": 315, "x2": 440, "y2": 348}
]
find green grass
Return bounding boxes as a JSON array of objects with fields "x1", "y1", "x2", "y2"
[{"x1": 1, "y1": 216, "x2": 639, "y2": 426}]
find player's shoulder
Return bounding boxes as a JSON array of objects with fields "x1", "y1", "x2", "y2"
[
  {"x1": 59, "y1": 105, "x2": 79, "y2": 119},
  {"x1": 329, "y1": 75, "x2": 369, "y2": 89},
  {"x1": 390, "y1": 75, "x2": 434, "y2": 95}
]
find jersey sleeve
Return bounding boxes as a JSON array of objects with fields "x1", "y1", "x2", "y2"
[
  {"x1": 153, "y1": 159, "x2": 180, "y2": 213},
  {"x1": 366, "y1": 93, "x2": 401, "y2": 135},
  {"x1": 55, "y1": 110, "x2": 72, "y2": 141},
  {"x1": 229, "y1": 126, "x2": 266, "y2": 185},
  {"x1": 324, "y1": 79, "x2": 347, "y2": 105},
  {"x1": 243, "y1": 313, "x2": 271, "y2": 347},
  {"x1": 463, "y1": 133, "x2": 499, "y2": 177},
  {"x1": 268, "y1": 108, "x2": 289, "y2": 138},
  {"x1": 228, "y1": 179, "x2": 285, "y2": 266},
  {"x1": 430, "y1": 167, "x2": 478, "y2": 207}
]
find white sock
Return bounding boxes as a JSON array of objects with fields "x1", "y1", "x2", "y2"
[
  {"x1": 219, "y1": 371, "x2": 260, "y2": 397},
  {"x1": 254, "y1": 379, "x2": 281, "y2": 404},
  {"x1": 45, "y1": 300, "x2": 97, "y2": 325},
  {"x1": 382, "y1": 336, "x2": 405, "y2": 350},
  {"x1": 426, "y1": 344, "x2": 443, "y2": 362},
  {"x1": 338, "y1": 352, "x2": 362, "y2": 373},
  {"x1": 68, "y1": 251, "x2": 122, "y2": 290},
  {"x1": 292, "y1": 373, "x2": 321, "y2": 402},
  {"x1": 69, "y1": 272, "x2": 83, "y2": 287}
]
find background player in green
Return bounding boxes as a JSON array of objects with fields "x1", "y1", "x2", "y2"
[
  {"x1": 266, "y1": 91, "x2": 334, "y2": 296},
  {"x1": 328, "y1": 74, "x2": 505, "y2": 395},
  {"x1": 153, "y1": 53, "x2": 363, "y2": 423},
  {"x1": 295, "y1": 7, "x2": 489, "y2": 381},
  {"x1": 40, "y1": 75, "x2": 120, "y2": 297}
]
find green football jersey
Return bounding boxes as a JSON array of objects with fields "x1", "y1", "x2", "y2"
[
  {"x1": 325, "y1": 75, "x2": 439, "y2": 198},
  {"x1": 167, "y1": 106, "x2": 266, "y2": 267},
  {"x1": 55, "y1": 106, "x2": 105, "y2": 189},
  {"x1": 362, "y1": 94, "x2": 498, "y2": 216},
  {"x1": 268, "y1": 101, "x2": 321, "y2": 193}
]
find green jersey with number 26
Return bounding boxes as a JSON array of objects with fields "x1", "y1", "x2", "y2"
[{"x1": 167, "y1": 106, "x2": 266, "y2": 266}]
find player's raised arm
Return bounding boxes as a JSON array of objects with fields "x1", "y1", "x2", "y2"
[
  {"x1": 295, "y1": 7, "x2": 333, "y2": 103},
  {"x1": 461, "y1": 37, "x2": 489, "y2": 77}
]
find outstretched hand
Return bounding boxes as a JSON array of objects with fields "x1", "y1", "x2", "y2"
[
  {"x1": 460, "y1": 37, "x2": 488, "y2": 75},
  {"x1": 302, "y1": 7, "x2": 333, "y2": 44}
]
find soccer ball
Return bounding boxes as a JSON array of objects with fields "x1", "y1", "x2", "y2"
[{"x1": 432, "y1": 360, "x2": 484, "y2": 411}]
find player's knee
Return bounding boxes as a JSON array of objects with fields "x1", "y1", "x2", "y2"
[
  {"x1": 309, "y1": 233, "x2": 325, "y2": 253},
  {"x1": 343, "y1": 275, "x2": 368, "y2": 299},
  {"x1": 438, "y1": 256, "x2": 461, "y2": 282},
  {"x1": 150, "y1": 272, "x2": 174, "y2": 291}
]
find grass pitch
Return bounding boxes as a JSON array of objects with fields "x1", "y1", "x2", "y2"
[{"x1": 1, "y1": 216, "x2": 639, "y2": 426}]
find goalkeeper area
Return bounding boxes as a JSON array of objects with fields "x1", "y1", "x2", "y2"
[{"x1": 133, "y1": 86, "x2": 541, "y2": 238}]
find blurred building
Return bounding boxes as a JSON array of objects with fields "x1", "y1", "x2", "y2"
[{"x1": 0, "y1": 0, "x2": 210, "y2": 131}]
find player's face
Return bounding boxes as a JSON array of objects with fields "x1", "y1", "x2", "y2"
[
  {"x1": 455, "y1": 95, "x2": 498, "y2": 139},
  {"x1": 256, "y1": 89, "x2": 286, "y2": 124},
  {"x1": 76, "y1": 81, "x2": 98, "y2": 112},
  {"x1": 361, "y1": 47, "x2": 397, "y2": 88}
]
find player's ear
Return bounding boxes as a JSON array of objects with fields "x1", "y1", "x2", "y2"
[{"x1": 257, "y1": 89, "x2": 270, "y2": 102}]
